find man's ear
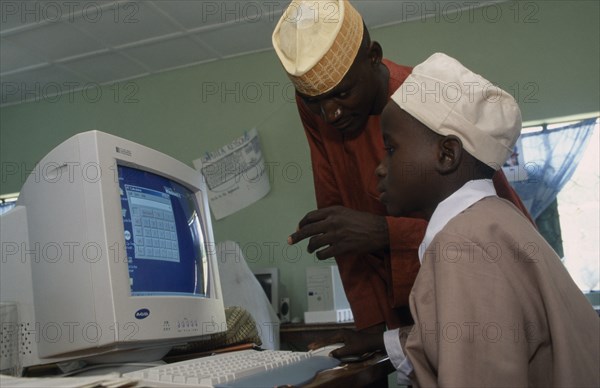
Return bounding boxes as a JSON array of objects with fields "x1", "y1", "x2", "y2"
[
  {"x1": 436, "y1": 135, "x2": 462, "y2": 175},
  {"x1": 368, "y1": 41, "x2": 383, "y2": 66}
]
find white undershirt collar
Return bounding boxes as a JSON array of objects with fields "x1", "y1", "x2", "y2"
[{"x1": 418, "y1": 179, "x2": 497, "y2": 263}]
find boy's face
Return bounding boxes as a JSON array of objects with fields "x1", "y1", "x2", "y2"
[{"x1": 376, "y1": 102, "x2": 440, "y2": 217}]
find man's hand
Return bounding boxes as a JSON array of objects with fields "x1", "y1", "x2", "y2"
[
  {"x1": 307, "y1": 328, "x2": 385, "y2": 360},
  {"x1": 287, "y1": 206, "x2": 389, "y2": 260}
]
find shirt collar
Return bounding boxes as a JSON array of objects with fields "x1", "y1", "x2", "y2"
[{"x1": 418, "y1": 179, "x2": 497, "y2": 263}]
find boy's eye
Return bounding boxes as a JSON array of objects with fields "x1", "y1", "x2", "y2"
[{"x1": 384, "y1": 146, "x2": 395, "y2": 156}]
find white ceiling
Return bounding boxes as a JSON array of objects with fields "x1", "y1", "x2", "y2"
[{"x1": 1, "y1": 0, "x2": 499, "y2": 106}]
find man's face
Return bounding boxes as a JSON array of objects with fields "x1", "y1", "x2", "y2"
[
  {"x1": 376, "y1": 102, "x2": 439, "y2": 217},
  {"x1": 298, "y1": 53, "x2": 380, "y2": 138}
]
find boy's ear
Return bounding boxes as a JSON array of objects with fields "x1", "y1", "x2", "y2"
[
  {"x1": 368, "y1": 41, "x2": 383, "y2": 66},
  {"x1": 436, "y1": 136, "x2": 462, "y2": 175}
]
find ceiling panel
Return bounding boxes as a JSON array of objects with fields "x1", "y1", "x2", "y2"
[
  {"x1": 196, "y1": 18, "x2": 276, "y2": 59},
  {"x1": 152, "y1": 0, "x2": 230, "y2": 29},
  {"x1": 1, "y1": 0, "x2": 503, "y2": 107},
  {"x1": 75, "y1": 1, "x2": 181, "y2": 47},
  {"x1": 0, "y1": 0, "x2": 50, "y2": 32},
  {"x1": 0, "y1": 39, "x2": 47, "y2": 73},
  {"x1": 5, "y1": 22, "x2": 105, "y2": 62},
  {"x1": 64, "y1": 52, "x2": 148, "y2": 84},
  {"x1": 124, "y1": 36, "x2": 215, "y2": 72},
  {"x1": 153, "y1": 0, "x2": 286, "y2": 29}
]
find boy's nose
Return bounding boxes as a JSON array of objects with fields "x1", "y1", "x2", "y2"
[{"x1": 375, "y1": 162, "x2": 386, "y2": 177}]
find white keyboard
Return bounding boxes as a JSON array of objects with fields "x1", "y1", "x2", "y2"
[{"x1": 123, "y1": 349, "x2": 339, "y2": 387}]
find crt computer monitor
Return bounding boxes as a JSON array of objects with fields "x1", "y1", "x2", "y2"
[
  {"x1": 251, "y1": 267, "x2": 280, "y2": 317},
  {"x1": 0, "y1": 130, "x2": 227, "y2": 370}
]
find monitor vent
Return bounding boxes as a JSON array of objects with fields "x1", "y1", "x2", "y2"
[
  {"x1": 19, "y1": 323, "x2": 34, "y2": 357},
  {"x1": 0, "y1": 318, "x2": 21, "y2": 372}
]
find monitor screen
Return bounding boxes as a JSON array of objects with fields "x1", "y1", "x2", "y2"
[{"x1": 118, "y1": 165, "x2": 208, "y2": 297}]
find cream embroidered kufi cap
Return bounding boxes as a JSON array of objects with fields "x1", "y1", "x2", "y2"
[
  {"x1": 272, "y1": 0, "x2": 363, "y2": 96},
  {"x1": 391, "y1": 53, "x2": 522, "y2": 170}
]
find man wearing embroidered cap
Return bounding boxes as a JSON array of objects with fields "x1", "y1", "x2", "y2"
[
  {"x1": 336, "y1": 52, "x2": 599, "y2": 386},
  {"x1": 272, "y1": 1, "x2": 532, "y2": 334}
]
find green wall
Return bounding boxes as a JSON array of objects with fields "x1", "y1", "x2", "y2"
[{"x1": 1, "y1": 1, "x2": 598, "y2": 320}]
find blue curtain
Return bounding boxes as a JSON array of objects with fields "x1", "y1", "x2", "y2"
[
  {"x1": 0, "y1": 202, "x2": 16, "y2": 215},
  {"x1": 511, "y1": 118, "x2": 597, "y2": 219}
]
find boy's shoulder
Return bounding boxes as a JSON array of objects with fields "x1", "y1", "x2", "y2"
[
  {"x1": 421, "y1": 195, "x2": 557, "y2": 284},
  {"x1": 443, "y1": 195, "x2": 534, "y2": 239},
  {"x1": 425, "y1": 195, "x2": 546, "y2": 264}
]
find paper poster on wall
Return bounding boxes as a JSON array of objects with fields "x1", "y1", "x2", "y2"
[{"x1": 193, "y1": 128, "x2": 270, "y2": 220}]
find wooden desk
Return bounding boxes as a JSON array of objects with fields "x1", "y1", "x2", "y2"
[
  {"x1": 280, "y1": 322, "x2": 356, "y2": 351},
  {"x1": 307, "y1": 353, "x2": 395, "y2": 388},
  {"x1": 280, "y1": 322, "x2": 394, "y2": 387}
]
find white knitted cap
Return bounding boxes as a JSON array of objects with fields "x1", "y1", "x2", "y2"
[{"x1": 391, "y1": 53, "x2": 522, "y2": 169}]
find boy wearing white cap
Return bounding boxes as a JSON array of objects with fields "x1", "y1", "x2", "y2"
[
  {"x1": 339, "y1": 52, "x2": 599, "y2": 386},
  {"x1": 273, "y1": 0, "x2": 533, "y2": 333}
]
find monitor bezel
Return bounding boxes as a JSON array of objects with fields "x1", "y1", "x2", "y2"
[{"x1": 12, "y1": 131, "x2": 227, "y2": 361}]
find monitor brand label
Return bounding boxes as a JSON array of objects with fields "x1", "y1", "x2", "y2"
[
  {"x1": 164, "y1": 187, "x2": 182, "y2": 198},
  {"x1": 135, "y1": 308, "x2": 150, "y2": 319},
  {"x1": 116, "y1": 146, "x2": 132, "y2": 157}
]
